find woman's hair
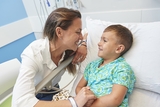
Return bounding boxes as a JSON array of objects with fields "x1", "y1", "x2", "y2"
[
  {"x1": 104, "y1": 24, "x2": 133, "y2": 56},
  {"x1": 43, "y1": 7, "x2": 81, "y2": 75}
]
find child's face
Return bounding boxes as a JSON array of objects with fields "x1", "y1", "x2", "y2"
[{"x1": 98, "y1": 31, "x2": 120, "y2": 59}]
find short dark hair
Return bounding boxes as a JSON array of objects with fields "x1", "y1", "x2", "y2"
[{"x1": 104, "y1": 24, "x2": 133, "y2": 56}]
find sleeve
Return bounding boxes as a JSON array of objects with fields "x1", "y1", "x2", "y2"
[
  {"x1": 112, "y1": 63, "x2": 136, "y2": 94},
  {"x1": 12, "y1": 47, "x2": 40, "y2": 107}
]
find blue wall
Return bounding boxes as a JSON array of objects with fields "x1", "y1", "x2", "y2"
[
  {"x1": 0, "y1": 0, "x2": 27, "y2": 26},
  {"x1": 0, "y1": 33, "x2": 36, "y2": 63},
  {"x1": 0, "y1": 0, "x2": 36, "y2": 63}
]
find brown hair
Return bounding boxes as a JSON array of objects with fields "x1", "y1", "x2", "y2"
[
  {"x1": 104, "y1": 24, "x2": 133, "y2": 56},
  {"x1": 43, "y1": 7, "x2": 81, "y2": 75}
]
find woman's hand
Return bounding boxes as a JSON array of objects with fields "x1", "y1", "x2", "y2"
[
  {"x1": 72, "y1": 33, "x2": 88, "y2": 64},
  {"x1": 83, "y1": 87, "x2": 96, "y2": 107},
  {"x1": 72, "y1": 45, "x2": 87, "y2": 64},
  {"x1": 74, "y1": 87, "x2": 97, "y2": 107}
]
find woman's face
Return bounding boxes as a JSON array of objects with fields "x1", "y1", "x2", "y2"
[{"x1": 61, "y1": 18, "x2": 83, "y2": 51}]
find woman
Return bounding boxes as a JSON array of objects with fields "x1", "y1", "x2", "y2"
[{"x1": 12, "y1": 7, "x2": 96, "y2": 107}]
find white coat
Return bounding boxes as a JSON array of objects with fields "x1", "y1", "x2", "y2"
[{"x1": 12, "y1": 37, "x2": 65, "y2": 107}]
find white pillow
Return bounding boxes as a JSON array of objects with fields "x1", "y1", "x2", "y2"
[
  {"x1": 79, "y1": 17, "x2": 160, "y2": 94},
  {"x1": 129, "y1": 88, "x2": 160, "y2": 107}
]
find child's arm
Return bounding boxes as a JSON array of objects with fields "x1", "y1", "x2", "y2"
[
  {"x1": 75, "y1": 76, "x2": 87, "y2": 94},
  {"x1": 90, "y1": 84, "x2": 127, "y2": 107}
]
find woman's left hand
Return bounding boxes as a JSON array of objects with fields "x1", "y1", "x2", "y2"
[
  {"x1": 72, "y1": 45, "x2": 87, "y2": 64},
  {"x1": 74, "y1": 86, "x2": 97, "y2": 107}
]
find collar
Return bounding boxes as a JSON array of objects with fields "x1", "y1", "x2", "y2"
[{"x1": 42, "y1": 37, "x2": 65, "y2": 70}]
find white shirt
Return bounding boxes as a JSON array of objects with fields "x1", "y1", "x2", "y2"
[{"x1": 12, "y1": 37, "x2": 65, "y2": 107}]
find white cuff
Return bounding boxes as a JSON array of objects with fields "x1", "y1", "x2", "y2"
[{"x1": 68, "y1": 97, "x2": 78, "y2": 107}]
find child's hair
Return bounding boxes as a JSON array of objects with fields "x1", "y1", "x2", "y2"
[{"x1": 103, "y1": 24, "x2": 133, "y2": 56}]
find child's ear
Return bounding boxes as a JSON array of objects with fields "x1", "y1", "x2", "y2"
[
  {"x1": 55, "y1": 27, "x2": 63, "y2": 39},
  {"x1": 115, "y1": 44, "x2": 125, "y2": 54}
]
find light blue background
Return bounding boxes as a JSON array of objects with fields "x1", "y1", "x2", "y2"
[{"x1": 0, "y1": 0, "x2": 36, "y2": 63}]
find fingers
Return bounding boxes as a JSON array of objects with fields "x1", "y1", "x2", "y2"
[
  {"x1": 74, "y1": 87, "x2": 97, "y2": 107},
  {"x1": 72, "y1": 55, "x2": 86, "y2": 65},
  {"x1": 72, "y1": 47, "x2": 87, "y2": 64},
  {"x1": 72, "y1": 54, "x2": 81, "y2": 64},
  {"x1": 78, "y1": 55, "x2": 86, "y2": 62}
]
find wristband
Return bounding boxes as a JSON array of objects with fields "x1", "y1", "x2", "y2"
[
  {"x1": 68, "y1": 97, "x2": 78, "y2": 107},
  {"x1": 81, "y1": 40, "x2": 87, "y2": 44},
  {"x1": 80, "y1": 44, "x2": 87, "y2": 47}
]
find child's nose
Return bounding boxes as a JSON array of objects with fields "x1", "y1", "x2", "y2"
[{"x1": 98, "y1": 41, "x2": 101, "y2": 46}]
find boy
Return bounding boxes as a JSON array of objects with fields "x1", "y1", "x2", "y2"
[{"x1": 76, "y1": 25, "x2": 136, "y2": 107}]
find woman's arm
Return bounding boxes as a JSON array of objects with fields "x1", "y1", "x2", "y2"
[
  {"x1": 34, "y1": 87, "x2": 96, "y2": 107},
  {"x1": 72, "y1": 33, "x2": 88, "y2": 64},
  {"x1": 90, "y1": 84, "x2": 127, "y2": 107},
  {"x1": 34, "y1": 100, "x2": 72, "y2": 107}
]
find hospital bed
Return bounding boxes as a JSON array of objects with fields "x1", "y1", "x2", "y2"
[{"x1": 70, "y1": 15, "x2": 160, "y2": 106}]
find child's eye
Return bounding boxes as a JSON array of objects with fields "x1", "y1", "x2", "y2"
[{"x1": 104, "y1": 39, "x2": 107, "y2": 42}]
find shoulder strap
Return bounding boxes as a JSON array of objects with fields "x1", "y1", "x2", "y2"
[
  {"x1": 35, "y1": 56, "x2": 74, "y2": 95},
  {"x1": 38, "y1": 71, "x2": 78, "y2": 94}
]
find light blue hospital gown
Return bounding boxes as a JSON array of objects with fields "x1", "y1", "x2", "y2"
[{"x1": 84, "y1": 57, "x2": 136, "y2": 107}]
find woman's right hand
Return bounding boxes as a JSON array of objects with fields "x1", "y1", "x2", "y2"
[{"x1": 74, "y1": 86, "x2": 97, "y2": 107}]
